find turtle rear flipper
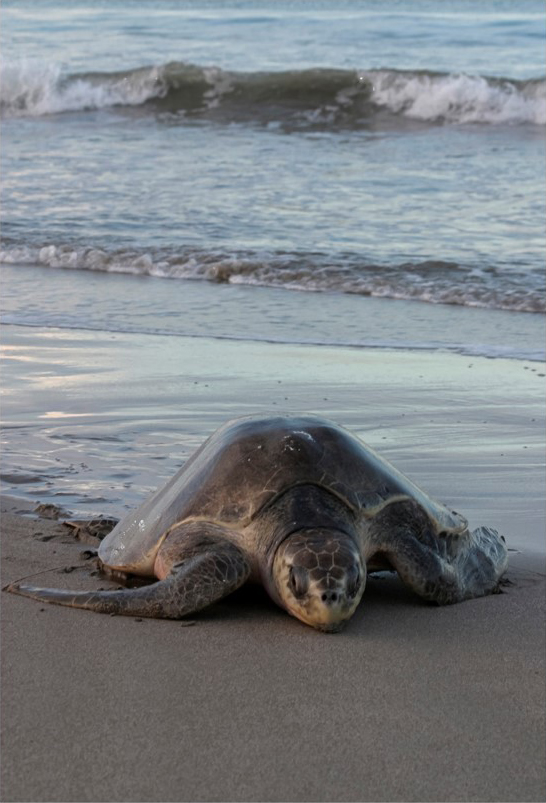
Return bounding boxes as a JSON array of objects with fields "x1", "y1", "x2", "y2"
[{"x1": 6, "y1": 524, "x2": 251, "y2": 619}]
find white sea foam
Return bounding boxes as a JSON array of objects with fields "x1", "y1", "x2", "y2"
[
  {"x1": 0, "y1": 58, "x2": 165, "y2": 117},
  {"x1": 366, "y1": 70, "x2": 546, "y2": 125},
  {"x1": 1, "y1": 243, "x2": 543, "y2": 314}
]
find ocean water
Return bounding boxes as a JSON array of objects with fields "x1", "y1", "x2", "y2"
[
  {"x1": 1, "y1": 0, "x2": 545, "y2": 327},
  {"x1": 0, "y1": 1, "x2": 545, "y2": 515}
]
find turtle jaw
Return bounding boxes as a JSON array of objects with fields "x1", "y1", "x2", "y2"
[
  {"x1": 314, "y1": 621, "x2": 346, "y2": 634},
  {"x1": 286, "y1": 591, "x2": 364, "y2": 633}
]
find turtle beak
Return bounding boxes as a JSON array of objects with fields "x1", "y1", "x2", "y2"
[
  {"x1": 291, "y1": 589, "x2": 357, "y2": 632},
  {"x1": 314, "y1": 620, "x2": 346, "y2": 634}
]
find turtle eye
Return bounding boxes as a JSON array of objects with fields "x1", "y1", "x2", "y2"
[
  {"x1": 289, "y1": 565, "x2": 309, "y2": 599},
  {"x1": 347, "y1": 567, "x2": 361, "y2": 599}
]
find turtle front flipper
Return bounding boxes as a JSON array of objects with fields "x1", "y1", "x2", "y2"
[
  {"x1": 368, "y1": 501, "x2": 508, "y2": 604},
  {"x1": 6, "y1": 523, "x2": 251, "y2": 619}
]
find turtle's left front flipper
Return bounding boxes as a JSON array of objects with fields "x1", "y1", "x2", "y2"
[
  {"x1": 5, "y1": 523, "x2": 251, "y2": 619},
  {"x1": 368, "y1": 501, "x2": 508, "y2": 604}
]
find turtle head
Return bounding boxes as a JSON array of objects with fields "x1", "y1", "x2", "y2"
[{"x1": 272, "y1": 529, "x2": 365, "y2": 632}]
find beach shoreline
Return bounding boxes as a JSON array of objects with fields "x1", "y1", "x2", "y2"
[
  {"x1": 2, "y1": 2, "x2": 545, "y2": 799},
  {"x1": 2, "y1": 324, "x2": 545, "y2": 802},
  {"x1": 2, "y1": 323, "x2": 545, "y2": 543}
]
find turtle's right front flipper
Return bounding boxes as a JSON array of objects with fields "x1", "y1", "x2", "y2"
[{"x1": 6, "y1": 523, "x2": 251, "y2": 619}]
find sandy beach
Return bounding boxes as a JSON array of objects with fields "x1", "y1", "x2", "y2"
[
  {"x1": 3, "y1": 2, "x2": 545, "y2": 799},
  {"x1": 1, "y1": 325, "x2": 545, "y2": 802}
]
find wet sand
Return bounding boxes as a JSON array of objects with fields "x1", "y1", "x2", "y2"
[{"x1": 1, "y1": 326, "x2": 545, "y2": 801}]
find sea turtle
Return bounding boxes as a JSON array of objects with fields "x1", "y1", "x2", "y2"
[{"x1": 5, "y1": 415, "x2": 508, "y2": 632}]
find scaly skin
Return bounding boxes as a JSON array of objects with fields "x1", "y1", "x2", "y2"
[
  {"x1": 6, "y1": 524, "x2": 251, "y2": 619},
  {"x1": 5, "y1": 503, "x2": 509, "y2": 626},
  {"x1": 5, "y1": 501, "x2": 509, "y2": 627},
  {"x1": 366, "y1": 500, "x2": 508, "y2": 604}
]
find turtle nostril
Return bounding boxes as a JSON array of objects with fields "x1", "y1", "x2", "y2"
[{"x1": 321, "y1": 591, "x2": 338, "y2": 603}]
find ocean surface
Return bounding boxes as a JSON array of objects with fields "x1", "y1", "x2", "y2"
[
  {"x1": 1, "y1": 1, "x2": 545, "y2": 329},
  {"x1": 1, "y1": 0, "x2": 545, "y2": 516}
]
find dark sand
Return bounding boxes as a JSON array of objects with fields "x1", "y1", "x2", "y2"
[{"x1": 1, "y1": 330, "x2": 545, "y2": 802}]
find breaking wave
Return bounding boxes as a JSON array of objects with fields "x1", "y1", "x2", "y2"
[
  {"x1": 1, "y1": 59, "x2": 544, "y2": 127},
  {"x1": 1, "y1": 242, "x2": 543, "y2": 313}
]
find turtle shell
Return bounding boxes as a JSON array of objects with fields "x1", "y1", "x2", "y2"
[{"x1": 99, "y1": 415, "x2": 467, "y2": 574}]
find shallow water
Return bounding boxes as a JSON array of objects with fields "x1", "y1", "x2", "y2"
[
  {"x1": 1, "y1": 263, "x2": 544, "y2": 360},
  {"x1": 1, "y1": 1, "x2": 545, "y2": 525},
  {"x1": 2, "y1": 324, "x2": 545, "y2": 547}
]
